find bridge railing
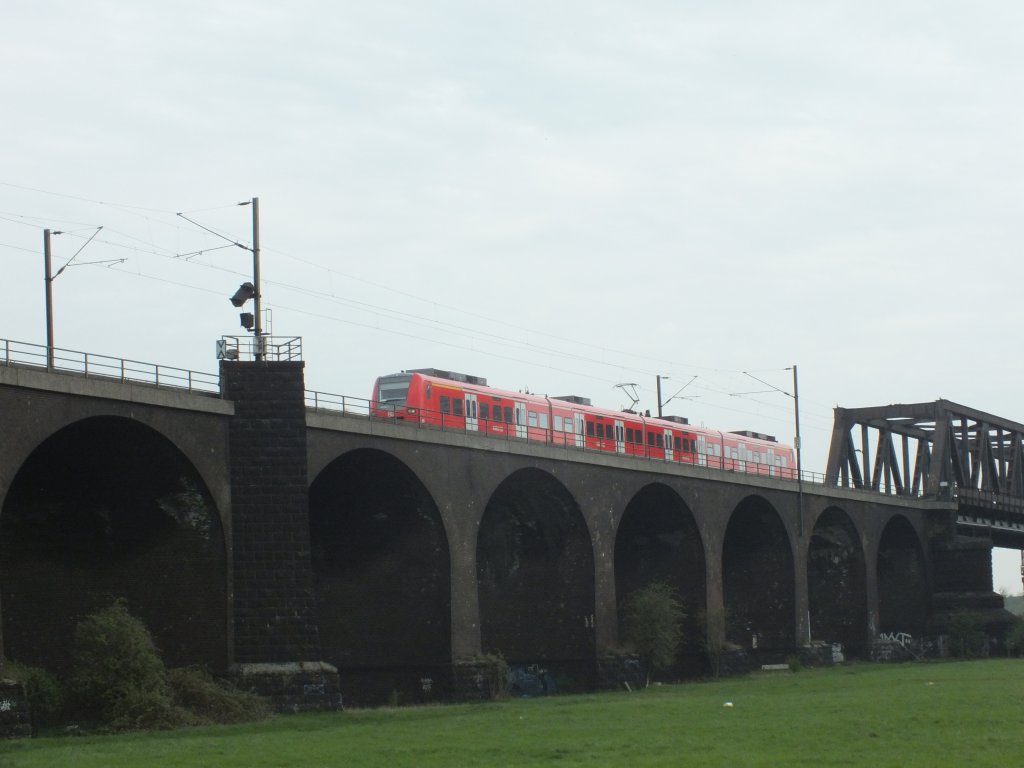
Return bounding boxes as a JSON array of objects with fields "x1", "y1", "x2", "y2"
[
  {"x1": 305, "y1": 389, "x2": 830, "y2": 485},
  {"x1": 0, "y1": 338, "x2": 220, "y2": 395}
]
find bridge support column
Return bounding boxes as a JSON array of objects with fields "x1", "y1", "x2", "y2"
[
  {"x1": 929, "y1": 535, "x2": 1015, "y2": 650},
  {"x1": 221, "y1": 360, "x2": 339, "y2": 711},
  {"x1": 794, "y1": 536, "x2": 811, "y2": 646},
  {"x1": 446, "y1": 508, "x2": 482, "y2": 660}
]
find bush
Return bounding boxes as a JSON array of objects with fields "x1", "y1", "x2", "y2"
[
  {"x1": 69, "y1": 600, "x2": 179, "y2": 729},
  {"x1": 948, "y1": 612, "x2": 985, "y2": 659},
  {"x1": 620, "y1": 583, "x2": 686, "y2": 686},
  {"x1": 167, "y1": 667, "x2": 271, "y2": 725},
  {"x1": 696, "y1": 607, "x2": 729, "y2": 679},
  {"x1": 4, "y1": 660, "x2": 64, "y2": 729}
]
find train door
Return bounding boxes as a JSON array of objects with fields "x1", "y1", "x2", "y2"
[
  {"x1": 614, "y1": 420, "x2": 626, "y2": 454},
  {"x1": 663, "y1": 429, "x2": 674, "y2": 462},
  {"x1": 514, "y1": 401, "x2": 528, "y2": 439},
  {"x1": 767, "y1": 447, "x2": 775, "y2": 477},
  {"x1": 697, "y1": 435, "x2": 707, "y2": 467},
  {"x1": 737, "y1": 442, "x2": 747, "y2": 472},
  {"x1": 465, "y1": 392, "x2": 478, "y2": 432},
  {"x1": 574, "y1": 412, "x2": 585, "y2": 448}
]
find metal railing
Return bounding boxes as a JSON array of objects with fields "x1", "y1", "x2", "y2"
[
  {"x1": 1, "y1": 338, "x2": 220, "y2": 395},
  {"x1": 305, "y1": 389, "x2": 829, "y2": 485},
  {"x1": 219, "y1": 335, "x2": 302, "y2": 362}
]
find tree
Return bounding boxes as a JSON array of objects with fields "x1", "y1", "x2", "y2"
[{"x1": 620, "y1": 583, "x2": 685, "y2": 687}]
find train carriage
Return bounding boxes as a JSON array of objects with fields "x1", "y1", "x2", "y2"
[{"x1": 371, "y1": 368, "x2": 795, "y2": 479}]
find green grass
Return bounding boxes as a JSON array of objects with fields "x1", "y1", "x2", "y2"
[{"x1": 2, "y1": 660, "x2": 1023, "y2": 767}]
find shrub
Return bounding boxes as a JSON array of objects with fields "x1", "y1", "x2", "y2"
[
  {"x1": 620, "y1": 583, "x2": 686, "y2": 686},
  {"x1": 475, "y1": 653, "x2": 509, "y2": 699},
  {"x1": 69, "y1": 600, "x2": 178, "y2": 729},
  {"x1": 4, "y1": 660, "x2": 64, "y2": 729},
  {"x1": 696, "y1": 606, "x2": 729, "y2": 679},
  {"x1": 948, "y1": 612, "x2": 985, "y2": 659},
  {"x1": 167, "y1": 667, "x2": 271, "y2": 724}
]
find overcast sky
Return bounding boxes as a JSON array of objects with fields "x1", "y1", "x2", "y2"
[{"x1": 2, "y1": 1, "x2": 1022, "y2": 592}]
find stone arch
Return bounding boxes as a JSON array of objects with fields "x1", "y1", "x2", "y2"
[
  {"x1": 807, "y1": 506, "x2": 868, "y2": 656},
  {"x1": 308, "y1": 448, "x2": 451, "y2": 706},
  {"x1": 0, "y1": 415, "x2": 227, "y2": 675},
  {"x1": 722, "y1": 495, "x2": 795, "y2": 652},
  {"x1": 877, "y1": 514, "x2": 929, "y2": 637},
  {"x1": 614, "y1": 483, "x2": 706, "y2": 668},
  {"x1": 477, "y1": 468, "x2": 595, "y2": 692}
]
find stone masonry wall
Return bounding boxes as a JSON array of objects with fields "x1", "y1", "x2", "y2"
[{"x1": 220, "y1": 361, "x2": 321, "y2": 663}]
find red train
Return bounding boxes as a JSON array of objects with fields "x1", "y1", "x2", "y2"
[{"x1": 372, "y1": 368, "x2": 796, "y2": 478}]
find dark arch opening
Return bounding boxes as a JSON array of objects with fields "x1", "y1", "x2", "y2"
[
  {"x1": 477, "y1": 468, "x2": 595, "y2": 693},
  {"x1": 614, "y1": 483, "x2": 706, "y2": 673},
  {"x1": 722, "y1": 496, "x2": 795, "y2": 653},
  {"x1": 309, "y1": 449, "x2": 451, "y2": 706},
  {"x1": 808, "y1": 507, "x2": 867, "y2": 656},
  {"x1": 0, "y1": 416, "x2": 227, "y2": 676},
  {"x1": 877, "y1": 515, "x2": 929, "y2": 637}
]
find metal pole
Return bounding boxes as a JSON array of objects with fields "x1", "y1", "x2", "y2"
[
  {"x1": 793, "y1": 364, "x2": 804, "y2": 536},
  {"x1": 656, "y1": 375, "x2": 663, "y2": 418},
  {"x1": 252, "y1": 196, "x2": 263, "y2": 361},
  {"x1": 44, "y1": 229, "x2": 55, "y2": 370}
]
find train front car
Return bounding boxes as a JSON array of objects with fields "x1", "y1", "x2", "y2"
[{"x1": 371, "y1": 372, "x2": 415, "y2": 419}]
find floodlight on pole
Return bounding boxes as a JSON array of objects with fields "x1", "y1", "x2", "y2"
[{"x1": 230, "y1": 282, "x2": 256, "y2": 307}]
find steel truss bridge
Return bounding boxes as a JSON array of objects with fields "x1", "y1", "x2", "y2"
[{"x1": 825, "y1": 399, "x2": 1024, "y2": 547}]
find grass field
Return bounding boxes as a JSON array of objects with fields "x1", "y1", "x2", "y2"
[{"x1": 2, "y1": 660, "x2": 1022, "y2": 767}]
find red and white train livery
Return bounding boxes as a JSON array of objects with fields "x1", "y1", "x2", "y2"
[{"x1": 372, "y1": 368, "x2": 796, "y2": 478}]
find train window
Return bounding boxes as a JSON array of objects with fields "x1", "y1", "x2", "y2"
[
  {"x1": 636, "y1": 431, "x2": 643, "y2": 444},
  {"x1": 570, "y1": 419, "x2": 577, "y2": 433},
  {"x1": 656, "y1": 434, "x2": 664, "y2": 448},
  {"x1": 440, "y1": 396, "x2": 451, "y2": 414},
  {"x1": 425, "y1": 383, "x2": 432, "y2": 400},
  {"x1": 674, "y1": 436, "x2": 681, "y2": 451},
  {"x1": 683, "y1": 438, "x2": 690, "y2": 452},
  {"x1": 626, "y1": 427, "x2": 634, "y2": 442},
  {"x1": 480, "y1": 403, "x2": 490, "y2": 421},
  {"x1": 504, "y1": 406, "x2": 513, "y2": 423},
  {"x1": 587, "y1": 422, "x2": 595, "y2": 437},
  {"x1": 554, "y1": 415, "x2": 563, "y2": 431},
  {"x1": 528, "y1": 412, "x2": 538, "y2": 428},
  {"x1": 647, "y1": 432, "x2": 655, "y2": 446},
  {"x1": 453, "y1": 399, "x2": 463, "y2": 417},
  {"x1": 539, "y1": 413, "x2": 549, "y2": 429}
]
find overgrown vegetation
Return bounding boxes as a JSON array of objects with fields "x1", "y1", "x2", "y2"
[
  {"x1": 166, "y1": 667, "x2": 271, "y2": 724},
  {"x1": 620, "y1": 582, "x2": 685, "y2": 686},
  {"x1": 6, "y1": 601, "x2": 269, "y2": 733},
  {"x1": 696, "y1": 606, "x2": 730, "y2": 678},
  {"x1": 2, "y1": 662, "x2": 64, "y2": 731},
  {"x1": 69, "y1": 601, "x2": 189, "y2": 729},
  {"x1": 948, "y1": 612, "x2": 985, "y2": 659}
]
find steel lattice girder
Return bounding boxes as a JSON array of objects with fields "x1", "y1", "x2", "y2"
[{"x1": 825, "y1": 399, "x2": 1024, "y2": 499}]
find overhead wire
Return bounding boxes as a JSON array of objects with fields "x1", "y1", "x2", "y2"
[{"x1": 2, "y1": 184, "x2": 837, "y2": 436}]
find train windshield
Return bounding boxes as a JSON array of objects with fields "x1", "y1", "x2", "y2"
[{"x1": 377, "y1": 373, "x2": 413, "y2": 406}]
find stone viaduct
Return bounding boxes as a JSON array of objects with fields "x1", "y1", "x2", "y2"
[{"x1": 0, "y1": 358, "x2": 1008, "y2": 707}]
